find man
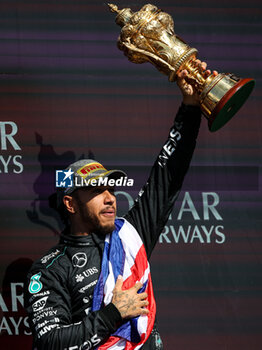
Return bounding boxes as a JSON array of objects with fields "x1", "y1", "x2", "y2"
[{"x1": 25, "y1": 62, "x2": 217, "y2": 350}]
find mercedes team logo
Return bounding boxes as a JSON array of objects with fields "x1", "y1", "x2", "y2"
[{"x1": 72, "y1": 252, "x2": 87, "y2": 268}]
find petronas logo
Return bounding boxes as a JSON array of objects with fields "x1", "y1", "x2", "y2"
[{"x1": 29, "y1": 272, "x2": 43, "y2": 294}]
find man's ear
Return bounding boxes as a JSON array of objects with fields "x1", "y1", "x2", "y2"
[{"x1": 63, "y1": 195, "x2": 76, "y2": 214}]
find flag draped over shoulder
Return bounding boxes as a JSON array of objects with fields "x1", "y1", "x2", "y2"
[{"x1": 92, "y1": 218, "x2": 156, "y2": 350}]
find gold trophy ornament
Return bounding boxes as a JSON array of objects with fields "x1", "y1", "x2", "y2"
[{"x1": 108, "y1": 3, "x2": 255, "y2": 132}]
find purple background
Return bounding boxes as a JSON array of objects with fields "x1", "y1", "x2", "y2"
[{"x1": 0, "y1": 0, "x2": 261, "y2": 348}]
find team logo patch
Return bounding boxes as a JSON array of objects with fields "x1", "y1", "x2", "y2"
[
  {"x1": 29, "y1": 272, "x2": 43, "y2": 294},
  {"x1": 56, "y1": 168, "x2": 74, "y2": 188},
  {"x1": 72, "y1": 252, "x2": 87, "y2": 268},
  {"x1": 76, "y1": 162, "x2": 106, "y2": 179}
]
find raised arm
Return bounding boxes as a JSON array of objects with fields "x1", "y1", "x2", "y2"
[{"x1": 125, "y1": 62, "x2": 217, "y2": 258}]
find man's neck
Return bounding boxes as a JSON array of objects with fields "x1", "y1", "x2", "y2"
[{"x1": 70, "y1": 221, "x2": 90, "y2": 236}]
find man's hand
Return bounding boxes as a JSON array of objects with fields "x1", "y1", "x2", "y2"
[
  {"x1": 177, "y1": 60, "x2": 218, "y2": 106},
  {"x1": 112, "y1": 275, "x2": 149, "y2": 319}
]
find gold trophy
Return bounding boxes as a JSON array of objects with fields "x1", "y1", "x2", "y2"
[{"x1": 108, "y1": 3, "x2": 255, "y2": 132}]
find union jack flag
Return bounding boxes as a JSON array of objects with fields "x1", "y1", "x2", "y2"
[{"x1": 92, "y1": 218, "x2": 156, "y2": 349}]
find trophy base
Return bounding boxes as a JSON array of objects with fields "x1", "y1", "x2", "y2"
[{"x1": 203, "y1": 76, "x2": 255, "y2": 132}]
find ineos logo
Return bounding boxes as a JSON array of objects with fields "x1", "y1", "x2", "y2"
[{"x1": 72, "y1": 253, "x2": 87, "y2": 268}]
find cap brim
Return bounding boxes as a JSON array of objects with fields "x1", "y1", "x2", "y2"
[{"x1": 104, "y1": 169, "x2": 127, "y2": 180}]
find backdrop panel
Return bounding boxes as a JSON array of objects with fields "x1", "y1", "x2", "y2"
[{"x1": 0, "y1": 0, "x2": 261, "y2": 349}]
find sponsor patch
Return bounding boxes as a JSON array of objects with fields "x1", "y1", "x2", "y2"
[
  {"x1": 75, "y1": 267, "x2": 98, "y2": 283},
  {"x1": 32, "y1": 308, "x2": 58, "y2": 324},
  {"x1": 41, "y1": 249, "x2": 60, "y2": 264},
  {"x1": 83, "y1": 296, "x2": 90, "y2": 304},
  {"x1": 76, "y1": 162, "x2": 106, "y2": 179},
  {"x1": 75, "y1": 274, "x2": 84, "y2": 283},
  {"x1": 38, "y1": 323, "x2": 58, "y2": 338},
  {"x1": 29, "y1": 290, "x2": 50, "y2": 303},
  {"x1": 79, "y1": 279, "x2": 97, "y2": 294},
  {"x1": 72, "y1": 252, "x2": 87, "y2": 268},
  {"x1": 29, "y1": 272, "x2": 43, "y2": 294},
  {"x1": 32, "y1": 296, "x2": 49, "y2": 312}
]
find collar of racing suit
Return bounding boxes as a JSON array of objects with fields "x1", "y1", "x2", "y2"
[{"x1": 59, "y1": 229, "x2": 106, "y2": 250}]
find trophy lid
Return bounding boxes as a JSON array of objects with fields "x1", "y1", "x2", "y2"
[{"x1": 108, "y1": 3, "x2": 133, "y2": 27}]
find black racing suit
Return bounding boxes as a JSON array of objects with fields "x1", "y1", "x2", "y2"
[{"x1": 25, "y1": 104, "x2": 201, "y2": 350}]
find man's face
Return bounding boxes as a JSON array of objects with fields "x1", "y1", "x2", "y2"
[{"x1": 72, "y1": 186, "x2": 117, "y2": 235}]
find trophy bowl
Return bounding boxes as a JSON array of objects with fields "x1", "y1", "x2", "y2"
[{"x1": 108, "y1": 3, "x2": 255, "y2": 132}]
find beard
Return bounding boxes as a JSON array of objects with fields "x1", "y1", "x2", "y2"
[{"x1": 76, "y1": 198, "x2": 115, "y2": 236}]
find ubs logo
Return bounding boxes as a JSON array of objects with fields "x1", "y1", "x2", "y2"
[{"x1": 72, "y1": 253, "x2": 87, "y2": 268}]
